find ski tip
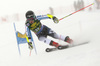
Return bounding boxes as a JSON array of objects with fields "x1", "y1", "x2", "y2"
[{"x1": 45, "y1": 48, "x2": 52, "y2": 52}]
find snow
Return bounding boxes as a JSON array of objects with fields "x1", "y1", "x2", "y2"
[
  {"x1": 0, "y1": 10, "x2": 100, "y2": 66},
  {"x1": 0, "y1": 0, "x2": 100, "y2": 65}
]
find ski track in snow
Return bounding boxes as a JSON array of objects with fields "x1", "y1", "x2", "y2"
[{"x1": 0, "y1": 11, "x2": 100, "y2": 66}]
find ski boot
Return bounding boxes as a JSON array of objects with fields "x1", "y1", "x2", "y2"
[
  {"x1": 50, "y1": 41, "x2": 60, "y2": 48},
  {"x1": 49, "y1": 41, "x2": 69, "y2": 50},
  {"x1": 64, "y1": 36, "x2": 73, "y2": 44}
]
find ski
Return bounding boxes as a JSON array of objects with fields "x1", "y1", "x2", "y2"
[
  {"x1": 45, "y1": 41, "x2": 90, "y2": 52},
  {"x1": 46, "y1": 45, "x2": 69, "y2": 52}
]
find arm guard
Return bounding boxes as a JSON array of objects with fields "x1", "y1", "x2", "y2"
[{"x1": 47, "y1": 14, "x2": 53, "y2": 19}]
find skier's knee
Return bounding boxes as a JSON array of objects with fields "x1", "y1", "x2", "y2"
[{"x1": 38, "y1": 37, "x2": 51, "y2": 44}]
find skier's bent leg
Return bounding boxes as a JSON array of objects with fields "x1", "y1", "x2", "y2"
[
  {"x1": 48, "y1": 31, "x2": 73, "y2": 44},
  {"x1": 38, "y1": 37, "x2": 51, "y2": 45},
  {"x1": 38, "y1": 37, "x2": 60, "y2": 48},
  {"x1": 48, "y1": 30, "x2": 66, "y2": 41}
]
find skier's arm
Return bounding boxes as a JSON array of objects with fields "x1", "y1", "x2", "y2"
[
  {"x1": 25, "y1": 26, "x2": 33, "y2": 50},
  {"x1": 37, "y1": 14, "x2": 59, "y2": 23},
  {"x1": 25, "y1": 36, "x2": 33, "y2": 50}
]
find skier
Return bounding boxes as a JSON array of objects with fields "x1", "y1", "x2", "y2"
[{"x1": 25, "y1": 10, "x2": 73, "y2": 50}]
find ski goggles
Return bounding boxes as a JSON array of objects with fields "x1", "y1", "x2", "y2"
[
  {"x1": 27, "y1": 14, "x2": 34, "y2": 18},
  {"x1": 27, "y1": 14, "x2": 36, "y2": 19}
]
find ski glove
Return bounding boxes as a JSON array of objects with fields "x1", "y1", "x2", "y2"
[
  {"x1": 28, "y1": 42, "x2": 33, "y2": 50},
  {"x1": 53, "y1": 16, "x2": 59, "y2": 24},
  {"x1": 47, "y1": 14, "x2": 59, "y2": 24}
]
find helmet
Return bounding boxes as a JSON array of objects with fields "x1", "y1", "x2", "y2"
[{"x1": 25, "y1": 10, "x2": 35, "y2": 18}]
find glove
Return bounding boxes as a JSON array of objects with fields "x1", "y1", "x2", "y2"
[
  {"x1": 28, "y1": 42, "x2": 33, "y2": 50},
  {"x1": 47, "y1": 14, "x2": 59, "y2": 24},
  {"x1": 53, "y1": 16, "x2": 59, "y2": 24}
]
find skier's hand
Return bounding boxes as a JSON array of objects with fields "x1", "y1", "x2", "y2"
[
  {"x1": 47, "y1": 14, "x2": 59, "y2": 24},
  {"x1": 28, "y1": 42, "x2": 33, "y2": 50},
  {"x1": 53, "y1": 16, "x2": 59, "y2": 24}
]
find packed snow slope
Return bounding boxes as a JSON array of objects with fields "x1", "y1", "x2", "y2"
[{"x1": 0, "y1": 11, "x2": 100, "y2": 66}]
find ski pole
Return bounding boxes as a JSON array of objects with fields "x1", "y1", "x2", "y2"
[
  {"x1": 29, "y1": 50, "x2": 32, "y2": 56},
  {"x1": 59, "y1": 3, "x2": 94, "y2": 21}
]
